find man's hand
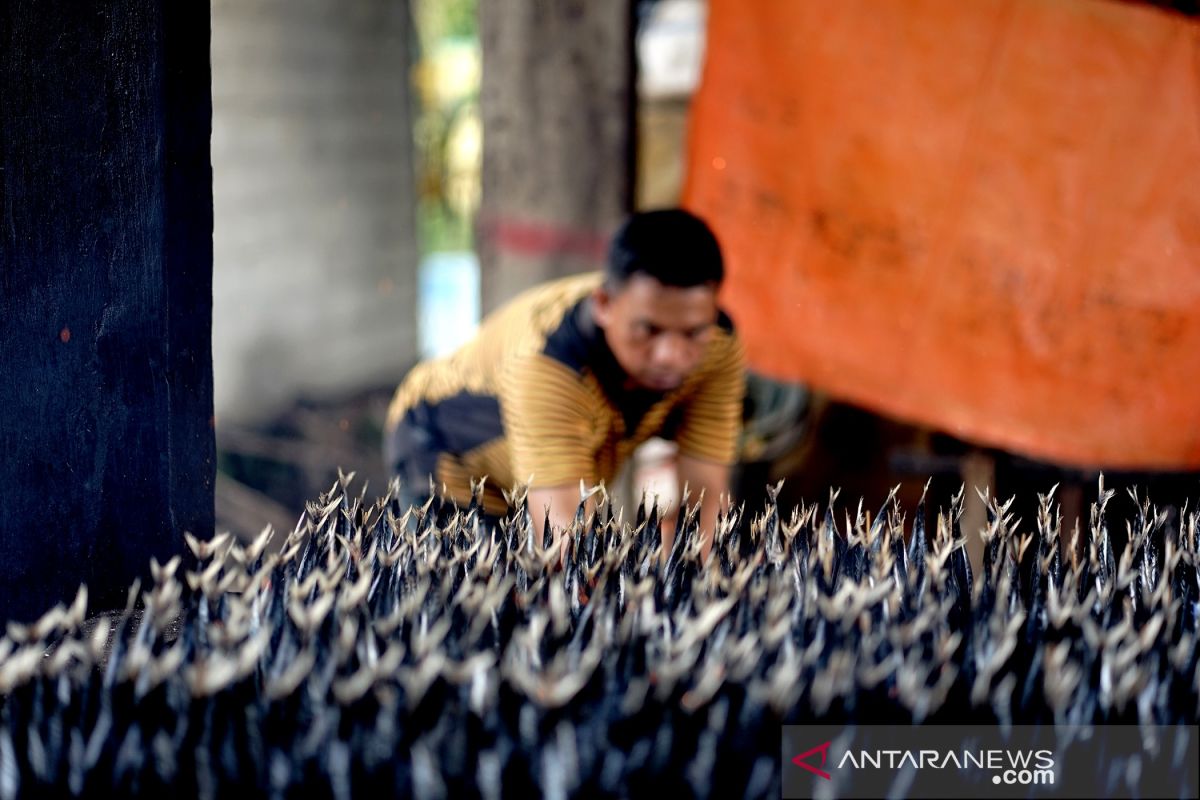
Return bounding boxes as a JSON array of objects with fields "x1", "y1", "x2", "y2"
[
  {"x1": 527, "y1": 485, "x2": 589, "y2": 570},
  {"x1": 677, "y1": 453, "x2": 732, "y2": 564}
]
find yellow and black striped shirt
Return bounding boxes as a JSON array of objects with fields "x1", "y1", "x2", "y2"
[{"x1": 384, "y1": 272, "x2": 745, "y2": 516}]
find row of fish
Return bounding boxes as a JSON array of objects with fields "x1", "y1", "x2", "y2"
[{"x1": 0, "y1": 473, "x2": 1197, "y2": 798}]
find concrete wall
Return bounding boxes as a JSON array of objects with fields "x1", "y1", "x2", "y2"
[{"x1": 211, "y1": 0, "x2": 419, "y2": 424}]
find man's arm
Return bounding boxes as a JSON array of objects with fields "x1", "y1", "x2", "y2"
[
  {"x1": 499, "y1": 355, "x2": 599, "y2": 566},
  {"x1": 527, "y1": 484, "x2": 589, "y2": 565},
  {"x1": 677, "y1": 453, "x2": 731, "y2": 563},
  {"x1": 668, "y1": 329, "x2": 746, "y2": 563}
]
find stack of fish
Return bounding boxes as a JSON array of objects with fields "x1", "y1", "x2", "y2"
[{"x1": 0, "y1": 473, "x2": 1196, "y2": 798}]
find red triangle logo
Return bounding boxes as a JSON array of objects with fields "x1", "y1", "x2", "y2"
[{"x1": 792, "y1": 741, "x2": 832, "y2": 780}]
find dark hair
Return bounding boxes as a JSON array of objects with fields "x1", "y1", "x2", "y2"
[{"x1": 605, "y1": 209, "x2": 724, "y2": 289}]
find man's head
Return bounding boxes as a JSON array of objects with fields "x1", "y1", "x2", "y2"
[{"x1": 591, "y1": 209, "x2": 724, "y2": 392}]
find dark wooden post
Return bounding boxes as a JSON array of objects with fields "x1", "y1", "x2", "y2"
[{"x1": 0, "y1": 1, "x2": 214, "y2": 622}]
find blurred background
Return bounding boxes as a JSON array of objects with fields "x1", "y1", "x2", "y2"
[{"x1": 208, "y1": 0, "x2": 1200, "y2": 570}]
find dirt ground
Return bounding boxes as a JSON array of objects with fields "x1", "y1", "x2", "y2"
[{"x1": 215, "y1": 385, "x2": 398, "y2": 544}]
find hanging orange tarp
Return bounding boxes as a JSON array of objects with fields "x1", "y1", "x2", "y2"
[{"x1": 684, "y1": 0, "x2": 1200, "y2": 469}]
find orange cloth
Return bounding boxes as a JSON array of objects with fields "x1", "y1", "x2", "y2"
[{"x1": 685, "y1": 0, "x2": 1200, "y2": 469}]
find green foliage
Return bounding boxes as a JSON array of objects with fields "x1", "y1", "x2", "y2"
[
  {"x1": 412, "y1": 0, "x2": 480, "y2": 256},
  {"x1": 413, "y1": 0, "x2": 478, "y2": 51}
]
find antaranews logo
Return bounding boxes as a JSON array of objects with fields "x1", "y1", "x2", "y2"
[
  {"x1": 791, "y1": 741, "x2": 832, "y2": 780},
  {"x1": 789, "y1": 741, "x2": 1054, "y2": 785},
  {"x1": 784, "y1": 733, "x2": 1060, "y2": 798},
  {"x1": 835, "y1": 746, "x2": 1055, "y2": 786},
  {"x1": 783, "y1": 725, "x2": 1197, "y2": 799}
]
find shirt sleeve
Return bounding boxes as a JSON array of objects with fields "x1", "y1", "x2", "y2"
[
  {"x1": 672, "y1": 331, "x2": 747, "y2": 464},
  {"x1": 498, "y1": 354, "x2": 597, "y2": 488}
]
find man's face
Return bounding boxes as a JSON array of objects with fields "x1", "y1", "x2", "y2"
[{"x1": 591, "y1": 274, "x2": 718, "y2": 392}]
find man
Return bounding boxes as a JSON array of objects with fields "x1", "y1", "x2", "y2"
[{"x1": 384, "y1": 208, "x2": 745, "y2": 560}]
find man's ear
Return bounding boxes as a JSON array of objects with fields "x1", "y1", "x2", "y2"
[{"x1": 590, "y1": 285, "x2": 613, "y2": 329}]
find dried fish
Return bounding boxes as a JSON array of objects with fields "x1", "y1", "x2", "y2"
[{"x1": 0, "y1": 474, "x2": 1193, "y2": 798}]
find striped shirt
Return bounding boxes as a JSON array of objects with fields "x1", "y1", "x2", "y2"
[{"x1": 384, "y1": 272, "x2": 745, "y2": 515}]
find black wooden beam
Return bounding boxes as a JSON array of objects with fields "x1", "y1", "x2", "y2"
[{"x1": 0, "y1": 1, "x2": 214, "y2": 622}]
